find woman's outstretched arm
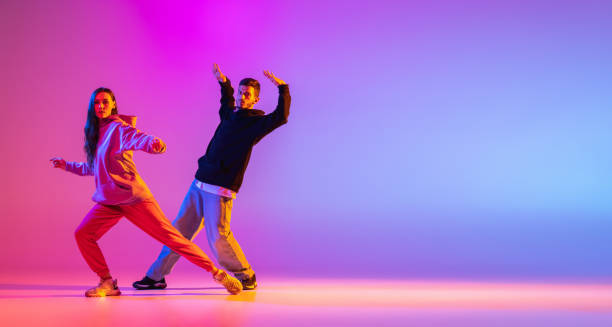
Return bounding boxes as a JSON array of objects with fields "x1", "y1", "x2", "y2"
[{"x1": 50, "y1": 157, "x2": 94, "y2": 176}]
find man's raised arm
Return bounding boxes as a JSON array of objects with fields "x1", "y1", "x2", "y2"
[
  {"x1": 213, "y1": 63, "x2": 234, "y2": 119},
  {"x1": 254, "y1": 70, "x2": 291, "y2": 142}
]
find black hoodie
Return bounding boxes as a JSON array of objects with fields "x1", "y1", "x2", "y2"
[{"x1": 195, "y1": 79, "x2": 291, "y2": 192}]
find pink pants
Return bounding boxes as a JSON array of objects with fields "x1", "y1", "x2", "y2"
[{"x1": 75, "y1": 198, "x2": 215, "y2": 278}]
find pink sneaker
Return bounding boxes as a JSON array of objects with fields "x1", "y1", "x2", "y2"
[
  {"x1": 85, "y1": 278, "x2": 121, "y2": 297},
  {"x1": 213, "y1": 270, "x2": 242, "y2": 295}
]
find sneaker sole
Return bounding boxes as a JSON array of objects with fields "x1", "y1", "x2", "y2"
[
  {"x1": 85, "y1": 290, "x2": 122, "y2": 297},
  {"x1": 132, "y1": 283, "x2": 167, "y2": 290},
  {"x1": 226, "y1": 287, "x2": 242, "y2": 295}
]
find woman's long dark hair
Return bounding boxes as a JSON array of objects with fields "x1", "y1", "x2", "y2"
[{"x1": 84, "y1": 87, "x2": 118, "y2": 166}]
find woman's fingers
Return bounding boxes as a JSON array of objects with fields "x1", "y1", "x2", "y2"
[{"x1": 49, "y1": 158, "x2": 65, "y2": 168}]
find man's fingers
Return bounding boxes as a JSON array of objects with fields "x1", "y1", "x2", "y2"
[
  {"x1": 263, "y1": 70, "x2": 276, "y2": 83},
  {"x1": 268, "y1": 71, "x2": 278, "y2": 81},
  {"x1": 264, "y1": 70, "x2": 285, "y2": 85}
]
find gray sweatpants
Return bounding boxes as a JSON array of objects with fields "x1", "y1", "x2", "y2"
[{"x1": 146, "y1": 180, "x2": 254, "y2": 280}]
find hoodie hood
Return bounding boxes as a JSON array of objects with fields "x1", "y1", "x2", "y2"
[{"x1": 104, "y1": 114, "x2": 137, "y2": 127}]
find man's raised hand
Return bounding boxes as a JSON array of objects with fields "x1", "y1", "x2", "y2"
[
  {"x1": 263, "y1": 70, "x2": 286, "y2": 86},
  {"x1": 213, "y1": 63, "x2": 227, "y2": 83}
]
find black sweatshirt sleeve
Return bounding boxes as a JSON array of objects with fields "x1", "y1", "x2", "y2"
[
  {"x1": 253, "y1": 84, "x2": 291, "y2": 144},
  {"x1": 219, "y1": 79, "x2": 235, "y2": 120}
]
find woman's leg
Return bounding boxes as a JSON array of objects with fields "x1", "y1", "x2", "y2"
[
  {"x1": 75, "y1": 204, "x2": 123, "y2": 279},
  {"x1": 146, "y1": 181, "x2": 206, "y2": 280},
  {"x1": 122, "y1": 198, "x2": 216, "y2": 272}
]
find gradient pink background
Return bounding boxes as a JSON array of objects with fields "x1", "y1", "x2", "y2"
[{"x1": 1, "y1": 0, "x2": 610, "y2": 280}]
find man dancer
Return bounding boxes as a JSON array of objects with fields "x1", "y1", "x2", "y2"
[{"x1": 133, "y1": 64, "x2": 290, "y2": 290}]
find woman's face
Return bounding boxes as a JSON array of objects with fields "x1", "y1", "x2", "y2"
[{"x1": 93, "y1": 92, "x2": 115, "y2": 119}]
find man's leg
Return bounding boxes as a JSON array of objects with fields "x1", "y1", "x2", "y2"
[
  {"x1": 145, "y1": 181, "x2": 206, "y2": 280},
  {"x1": 203, "y1": 191, "x2": 254, "y2": 280}
]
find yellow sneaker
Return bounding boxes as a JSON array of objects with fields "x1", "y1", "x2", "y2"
[
  {"x1": 213, "y1": 270, "x2": 242, "y2": 295},
  {"x1": 85, "y1": 278, "x2": 121, "y2": 297}
]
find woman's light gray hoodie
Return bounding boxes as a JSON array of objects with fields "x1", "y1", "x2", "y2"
[{"x1": 65, "y1": 114, "x2": 166, "y2": 205}]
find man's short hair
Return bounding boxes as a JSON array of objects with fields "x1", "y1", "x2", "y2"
[{"x1": 239, "y1": 78, "x2": 261, "y2": 97}]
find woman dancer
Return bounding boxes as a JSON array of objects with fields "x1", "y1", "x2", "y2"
[{"x1": 50, "y1": 87, "x2": 242, "y2": 296}]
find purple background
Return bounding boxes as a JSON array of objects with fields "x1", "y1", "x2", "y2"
[{"x1": 1, "y1": 0, "x2": 611, "y2": 280}]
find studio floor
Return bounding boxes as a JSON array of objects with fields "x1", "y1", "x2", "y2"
[{"x1": 1, "y1": 273, "x2": 611, "y2": 326}]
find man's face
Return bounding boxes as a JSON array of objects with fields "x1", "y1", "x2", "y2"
[
  {"x1": 237, "y1": 85, "x2": 259, "y2": 109},
  {"x1": 94, "y1": 92, "x2": 115, "y2": 119}
]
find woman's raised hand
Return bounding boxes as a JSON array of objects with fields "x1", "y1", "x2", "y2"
[{"x1": 151, "y1": 138, "x2": 165, "y2": 153}]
